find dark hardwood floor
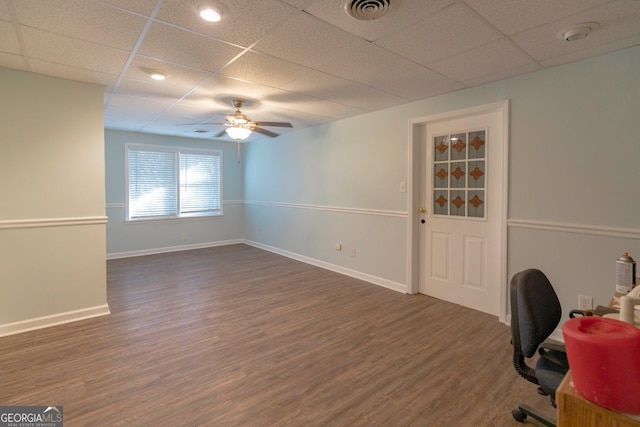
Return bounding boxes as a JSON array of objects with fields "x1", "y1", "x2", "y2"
[{"x1": 1, "y1": 244, "x2": 552, "y2": 426}]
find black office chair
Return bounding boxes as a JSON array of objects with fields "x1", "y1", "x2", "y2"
[{"x1": 510, "y1": 269, "x2": 571, "y2": 427}]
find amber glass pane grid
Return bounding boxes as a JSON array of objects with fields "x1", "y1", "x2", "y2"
[{"x1": 433, "y1": 131, "x2": 486, "y2": 218}]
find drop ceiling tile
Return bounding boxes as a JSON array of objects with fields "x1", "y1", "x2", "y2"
[
  {"x1": 260, "y1": 88, "x2": 320, "y2": 111},
  {"x1": 253, "y1": 11, "x2": 352, "y2": 69},
  {"x1": 233, "y1": 105, "x2": 293, "y2": 123},
  {"x1": 0, "y1": 52, "x2": 26, "y2": 70},
  {"x1": 0, "y1": 3, "x2": 10, "y2": 20},
  {"x1": 540, "y1": 34, "x2": 640, "y2": 68},
  {"x1": 325, "y1": 83, "x2": 408, "y2": 112},
  {"x1": 174, "y1": 96, "x2": 227, "y2": 118},
  {"x1": 316, "y1": 37, "x2": 459, "y2": 100},
  {"x1": 137, "y1": 22, "x2": 243, "y2": 73},
  {"x1": 115, "y1": 78, "x2": 189, "y2": 103},
  {"x1": 21, "y1": 27, "x2": 129, "y2": 75},
  {"x1": 367, "y1": 63, "x2": 464, "y2": 101},
  {"x1": 219, "y1": 51, "x2": 312, "y2": 88},
  {"x1": 99, "y1": 0, "x2": 159, "y2": 16},
  {"x1": 280, "y1": 69, "x2": 364, "y2": 100},
  {"x1": 295, "y1": 99, "x2": 366, "y2": 120},
  {"x1": 29, "y1": 59, "x2": 119, "y2": 87},
  {"x1": 279, "y1": 0, "x2": 309, "y2": 7},
  {"x1": 13, "y1": 0, "x2": 147, "y2": 51},
  {"x1": 106, "y1": 94, "x2": 177, "y2": 128},
  {"x1": 154, "y1": 110, "x2": 225, "y2": 128},
  {"x1": 510, "y1": 0, "x2": 640, "y2": 62},
  {"x1": 463, "y1": 0, "x2": 612, "y2": 35},
  {"x1": 156, "y1": 0, "x2": 296, "y2": 47},
  {"x1": 303, "y1": 0, "x2": 454, "y2": 42},
  {"x1": 104, "y1": 107, "x2": 149, "y2": 130},
  {"x1": 429, "y1": 38, "x2": 536, "y2": 83},
  {"x1": 0, "y1": 20, "x2": 20, "y2": 54},
  {"x1": 124, "y1": 55, "x2": 212, "y2": 90},
  {"x1": 284, "y1": 69, "x2": 406, "y2": 111},
  {"x1": 314, "y1": 33, "x2": 381, "y2": 83},
  {"x1": 191, "y1": 74, "x2": 279, "y2": 108},
  {"x1": 141, "y1": 117, "x2": 212, "y2": 136},
  {"x1": 461, "y1": 62, "x2": 541, "y2": 87},
  {"x1": 376, "y1": 3, "x2": 503, "y2": 65}
]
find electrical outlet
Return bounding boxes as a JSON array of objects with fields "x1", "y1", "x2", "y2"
[
  {"x1": 578, "y1": 295, "x2": 593, "y2": 311},
  {"x1": 350, "y1": 248, "x2": 356, "y2": 258},
  {"x1": 335, "y1": 243, "x2": 342, "y2": 251},
  {"x1": 181, "y1": 232, "x2": 187, "y2": 240}
]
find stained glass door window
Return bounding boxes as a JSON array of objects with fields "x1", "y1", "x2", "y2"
[{"x1": 432, "y1": 130, "x2": 486, "y2": 218}]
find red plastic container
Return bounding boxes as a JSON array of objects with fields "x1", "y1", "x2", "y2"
[{"x1": 562, "y1": 316, "x2": 640, "y2": 414}]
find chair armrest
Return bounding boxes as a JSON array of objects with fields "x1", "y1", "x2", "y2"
[
  {"x1": 540, "y1": 340, "x2": 565, "y2": 353},
  {"x1": 538, "y1": 340, "x2": 569, "y2": 370},
  {"x1": 569, "y1": 309, "x2": 593, "y2": 317}
]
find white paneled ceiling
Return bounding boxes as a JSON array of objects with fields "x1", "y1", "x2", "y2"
[{"x1": 1, "y1": 0, "x2": 639, "y2": 142}]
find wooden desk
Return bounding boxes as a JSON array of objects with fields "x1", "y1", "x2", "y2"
[{"x1": 556, "y1": 371, "x2": 640, "y2": 427}]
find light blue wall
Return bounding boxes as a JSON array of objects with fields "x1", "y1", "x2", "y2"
[
  {"x1": 243, "y1": 106, "x2": 410, "y2": 290},
  {"x1": 105, "y1": 130, "x2": 245, "y2": 256},
  {"x1": 244, "y1": 45, "x2": 640, "y2": 316}
]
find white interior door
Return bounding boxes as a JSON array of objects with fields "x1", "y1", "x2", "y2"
[{"x1": 418, "y1": 109, "x2": 505, "y2": 316}]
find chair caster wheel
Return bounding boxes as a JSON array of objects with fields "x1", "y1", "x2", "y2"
[{"x1": 512, "y1": 409, "x2": 527, "y2": 423}]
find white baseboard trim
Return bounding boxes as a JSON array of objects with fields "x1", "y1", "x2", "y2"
[
  {"x1": 106, "y1": 239, "x2": 244, "y2": 260},
  {"x1": 244, "y1": 240, "x2": 407, "y2": 294},
  {"x1": 0, "y1": 304, "x2": 111, "y2": 337}
]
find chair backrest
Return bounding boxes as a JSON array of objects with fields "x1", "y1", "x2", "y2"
[{"x1": 510, "y1": 269, "x2": 562, "y2": 358}]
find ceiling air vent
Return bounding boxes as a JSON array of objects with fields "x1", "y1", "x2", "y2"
[{"x1": 343, "y1": 0, "x2": 393, "y2": 21}]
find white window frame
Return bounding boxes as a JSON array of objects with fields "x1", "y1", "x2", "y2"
[{"x1": 125, "y1": 143, "x2": 223, "y2": 222}]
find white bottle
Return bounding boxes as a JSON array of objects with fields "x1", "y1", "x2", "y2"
[{"x1": 616, "y1": 252, "x2": 637, "y2": 294}]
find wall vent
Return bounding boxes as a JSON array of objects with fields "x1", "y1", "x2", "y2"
[{"x1": 343, "y1": 0, "x2": 393, "y2": 21}]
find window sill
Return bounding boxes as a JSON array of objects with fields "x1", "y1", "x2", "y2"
[{"x1": 125, "y1": 212, "x2": 223, "y2": 223}]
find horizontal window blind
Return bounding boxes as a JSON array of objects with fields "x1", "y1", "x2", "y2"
[
  {"x1": 180, "y1": 152, "x2": 221, "y2": 215},
  {"x1": 128, "y1": 148, "x2": 178, "y2": 219},
  {"x1": 127, "y1": 145, "x2": 222, "y2": 221}
]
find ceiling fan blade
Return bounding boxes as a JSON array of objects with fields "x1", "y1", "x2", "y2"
[
  {"x1": 253, "y1": 127, "x2": 279, "y2": 138},
  {"x1": 253, "y1": 121, "x2": 293, "y2": 128},
  {"x1": 177, "y1": 122, "x2": 225, "y2": 126},
  {"x1": 214, "y1": 129, "x2": 227, "y2": 138}
]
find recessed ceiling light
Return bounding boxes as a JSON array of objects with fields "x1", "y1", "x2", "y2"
[
  {"x1": 557, "y1": 23, "x2": 599, "y2": 42},
  {"x1": 199, "y1": 4, "x2": 223, "y2": 22},
  {"x1": 148, "y1": 70, "x2": 167, "y2": 81}
]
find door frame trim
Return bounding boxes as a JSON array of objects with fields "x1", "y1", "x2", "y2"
[{"x1": 406, "y1": 100, "x2": 510, "y2": 322}]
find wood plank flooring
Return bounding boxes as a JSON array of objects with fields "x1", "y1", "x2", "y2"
[{"x1": 1, "y1": 244, "x2": 553, "y2": 426}]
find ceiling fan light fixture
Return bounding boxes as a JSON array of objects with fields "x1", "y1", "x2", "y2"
[
  {"x1": 199, "y1": 4, "x2": 223, "y2": 22},
  {"x1": 225, "y1": 126, "x2": 251, "y2": 140},
  {"x1": 227, "y1": 113, "x2": 250, "y2": 124}
]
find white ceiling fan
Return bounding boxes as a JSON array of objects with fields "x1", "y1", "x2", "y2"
[{"x1": 183, "y1": 99, "x2": 293, "y2": 141}]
